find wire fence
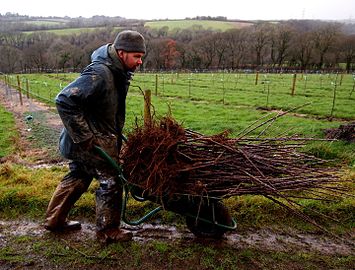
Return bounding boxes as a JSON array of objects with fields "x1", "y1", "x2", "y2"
[
  {"x1": 0, "y1": 77, "x2": 63, "y2": 158},
  {"x1": 1, "y1": 72, "x2": 355, "y2": 120}
]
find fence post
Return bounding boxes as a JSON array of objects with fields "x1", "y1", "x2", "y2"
[
  {"x1": 339, "y1": 73, "x2": 344, "y2": 86},
  {"x1": 255, "y1": 72, "x2": 259, "y2": 85},
  {"x1": 350, "y1": 78, "x2": 355, "y2": 98},
  {"x1": 291, "y1": 73, "x2": 297, "y2": 96},
  {"x1": 330, "y1": 79, "x2": 338, "y2": 120},
  {"x1": 5, "y1": 75, "x2": 9, "y2": 87},
  {"x1": 4, "y1": 75, "x2": 9, "y2": 95},
  {"x1": 26, "y1": 79, "x2": 30, "y2": 98},
  {"x1": 155, "y1": 74, "x2": 158, "y2": 96},
  {"x1": 143, "y1": 89, "x2": 152, "y2": 127},
  {"x1": 188, "y1": 77, "x2": 191, "y2": 98},
  {"x1": 222, "y1": 79, "x2": 225, "y2": 105},
  {"x1": 16, "y1": 75, "x2": 23, "y2": 106},
  {"x1": 303, "y1": 75, "x2": 308, "y2": 94}
]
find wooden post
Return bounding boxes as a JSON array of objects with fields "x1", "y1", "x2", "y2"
[
  {"x1": 330, "y1": 81, "x2": 337, "y2": 120},
  {"x1": 222, "y1": 79, "x2": 225, "y2": 105},
  {"x1": 16, "y1": 75, "x2": 23, "y2": 105},
  {"x1": 143, "y1": 89, "x2": 152, "y2": 127},
  {"x1": 155, "y1": 74, "x2": 158, "y2": 96},
  {"x1": 350, "y1": 79, "x2": 355, "y2": 98},
  {"x1": 4, "y1": 75, "x2": 9, "y2": 95},
  {"x1": 188, "y1": 77, "x2": 191, "y2": 98},
  {"x1": 266, "y1": 82, "x2": 270, "y2": 107},
  {"x1": 26, "y1": 79, "x2": 30, "y2": 98},
  {"x1": 291, "y1": 73, "x2": 297, "y2": 96},
  {"x1": 255, "y1": 72, "x2": 259, "y2": 85},
  {"x1": 339, "y1": 73, "x2": 344, "y2": 86},
  {"x1": 303, "y1": 75, "x2": 308, "y2": 94}
]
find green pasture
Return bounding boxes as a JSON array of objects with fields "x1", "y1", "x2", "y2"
[
  {"x1": 135, "y1": 72, "x2": 355, "y2": 120},
  {"x1": 144, "y1": 20, "x2": 252, "y2": 32},
  {"x1": 6, "y1": 72, "x2": 355, "y2": 120},
  {"x1": 0, "y1": 106, "x2": 18, "y2": 157},
  {"x1": 4, "y1": 72, "x2": 355, "y2": 117},
  {"x1": 22, "y1": 20, "x2": 66, "y2": 26},
  {"x1": 2, "y1": 72, "x2": 355, "y2": 165},
  {"x1": 23, "y1": 26, "x2": 121, "y2": 36},
  {"x1": 23, "y1": 19, "x2": 247, "y2": 35},
  {"x1": 0, "y1": 72, "x2": 354, "y2": 242}
]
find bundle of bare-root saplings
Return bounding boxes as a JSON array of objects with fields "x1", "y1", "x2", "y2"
[{"x1": 122, "y1": 117, "x2": 348, "y2": 229}]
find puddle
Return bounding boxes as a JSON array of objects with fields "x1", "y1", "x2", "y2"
[
  {"x1": 0, "y1": 220, "x2": 353, "y2": 255},
  {"x1": 226, "y1": 229, "x2": 355, "y2": 255},
  {"x1": 28, "y1": 161, "x2": 67, "y2": 169}
]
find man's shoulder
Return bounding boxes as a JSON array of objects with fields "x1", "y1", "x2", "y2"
[{"x1": 82, "y1": 62, "x2": 112, "y2": 79}]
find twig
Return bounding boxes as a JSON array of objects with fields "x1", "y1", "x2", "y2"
[{"x1": 60, "y1": 238, "x2": 118, "y2": 261}]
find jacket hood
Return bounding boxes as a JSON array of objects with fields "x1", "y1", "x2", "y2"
[{"x1": 91, "y1": 44, "x2": 124, "y2": 72}]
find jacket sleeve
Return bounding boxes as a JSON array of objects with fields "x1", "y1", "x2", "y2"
[{"x1": 55, "y1": 73, "x2": 105, "y2": 144}]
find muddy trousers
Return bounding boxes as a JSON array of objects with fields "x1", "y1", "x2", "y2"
[{"x1": 45, "y1": 161, "x2": 123, "y2": 231}]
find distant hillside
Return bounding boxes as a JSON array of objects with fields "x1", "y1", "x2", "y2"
[
  {"x1": 144, "y1": 19, "x2": 254, "y2": 32},
  {"x1": 1, "y1": 13, "x2": 355, "y2": 35},
  {"x1": 0, "y1": 13, "x2": 141, "y2": 33}
]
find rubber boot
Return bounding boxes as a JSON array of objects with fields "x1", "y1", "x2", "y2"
[
  {"x1": 44, "y1": 175, "x2": 91, "y2": 232},
  {"x1": 95, "y1": 178, "x2": 132, "y2": 242}
]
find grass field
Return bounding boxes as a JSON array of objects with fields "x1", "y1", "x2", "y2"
[
  {"x1": 0, "y1": 72, "x2": 354, "y2": 268},
  {"x1": 21, "y1": 19, "x2": 252, "y2": 35},
  {"x1": 22, "y1": 20, "x2": 66, "y2": 26},
  {"x1": 144, "y1": 19, "x2": 252, "y2": 32},
  {"x1": 23, "y1": 26, "x2": 122, "y2": 36},
  {"x1": 4, "y1": 72, "x2": 355, "y2": 130},
  {"x1": 0, "y1": 106, "x2": 18, "y2": 158},
  {"x1": 1, "y1": 73, "x2": 354, "y2": 218}
]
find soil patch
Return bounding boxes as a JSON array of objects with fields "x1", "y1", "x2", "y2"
[
  {"x1": 325, "y1": 122, "x2": 355, "y2": 143},
  {"x1": 0, "y1": 81, "x2": 64, "y2": 165},
  {"x1": 0, "y1": 220, "x2": 353, "y2": 256}
]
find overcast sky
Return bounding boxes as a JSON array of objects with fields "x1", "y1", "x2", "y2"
[{"x1": 1, "y1": 0, "x2": 354, "y2": 21}]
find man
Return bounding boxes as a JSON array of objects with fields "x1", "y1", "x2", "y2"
[{"x1": 44, "y1": 30, "x2": 146, "y2": 242}]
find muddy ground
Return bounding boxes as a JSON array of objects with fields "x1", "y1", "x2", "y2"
[
  {"x1": 0, "y1": 81, "x2": 354, "y2": 269},
  {"x1": 0, "y1": 220, "x2": 354, "y2": 256}
]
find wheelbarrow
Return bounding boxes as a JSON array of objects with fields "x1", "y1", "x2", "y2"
[{"x1": 94, "y1": 145, "x2": 237, "y2": 239}]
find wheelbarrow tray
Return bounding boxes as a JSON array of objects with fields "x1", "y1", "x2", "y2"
[{"x1": 95, "y1": 146, "x2": 236, "y2": 238}]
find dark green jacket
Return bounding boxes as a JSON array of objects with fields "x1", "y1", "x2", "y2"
[{"x1": 56, "y1": 44, "x2": 131, "y2": 160}]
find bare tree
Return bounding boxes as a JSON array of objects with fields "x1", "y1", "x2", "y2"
[
  {"x1": 0, "y1": 45, "x2": 22, "y2": 73},
  {"x1": 312, "y1": 23, "x2": 341, "y2": 69},
  {"x1": 144, "y1": 38, "x2": 166, "y2": 70},
  {"x1": 224, "y1": 29, "x2": 248, "y2": 69},
  {"x1": 269, "y1": 24, "x2": 294, "y2": 67},
  {"x1": 338, "y1": 34, "x2": 355, "y2": 73},
  {"x1": 190, "y1": 35, "x2": 217, "y2": 69},
  {"x1": 289, "y1": 31, "x2": 314, "y2": 70},
  {"x1": 175, "y1": 41, "x2": 188, "y2": 69},
  {"x1": 249, "y1": 23, "x2": 271, "y2": 67},
  {"x1": 48, "y1": 39, "x2": 72, "y2": 72},
  {"x1": 214, "y1": 33, "x2": 227, "y2": 69}
]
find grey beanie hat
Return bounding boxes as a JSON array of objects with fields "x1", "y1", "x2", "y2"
[{"x1": 113, "y1": 30, "x2": 146, "y2": 53}]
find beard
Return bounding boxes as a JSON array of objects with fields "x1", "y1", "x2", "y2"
[{"x1": 127, "y1": 65, "x2": 137, "y2": 72}]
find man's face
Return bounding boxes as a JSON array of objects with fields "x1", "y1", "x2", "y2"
[{"x1": 118, "y1": 51, "x2": 145, "y2": 72}]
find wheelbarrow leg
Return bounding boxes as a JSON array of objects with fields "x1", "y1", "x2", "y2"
[{"x1": 185, "y1": 201, "x2": 234, "y2": 239}]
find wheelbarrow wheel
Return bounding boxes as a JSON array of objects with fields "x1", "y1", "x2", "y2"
[{"x1": 185, "y1": 201, "x2": 232, "y2": 239}]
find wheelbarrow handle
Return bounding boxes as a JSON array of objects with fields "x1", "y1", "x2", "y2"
[
  {"x1": 93, "y1": 145, "x2": 124, "y2": 177},
  {"x1": 121, "y1": 134, "x2": 128, "y2": 143},
  {"x1": 93, "y1": 145, "x2": 164, "y2": 225}
]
